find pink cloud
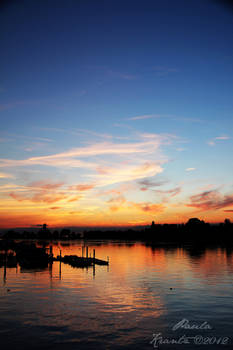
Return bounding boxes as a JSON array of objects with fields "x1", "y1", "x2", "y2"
[
  {"x1": 67, "y1": 196, "x2": 82, "y2": 202},
  {"x1": 9, "y1": 180, "x2": 67, "y2": 204},
  {"x1": 10, "y1": 192, "x2": 27, "y2": 202},
  {"x1": 154, "y1": 187, "x2": 181, "y2": 197},
  {"x1": 187, "y1": 190, "x2": 233, "y2": 210},
  {"x1": 107, "y1": 195, "x2": 126, "y2": 212},
  {"x1": 70, "y1": 184, "x2": 95, "y2": 191},
  {"x1": 131, "y1": 202, "x2": 165, "y2": 213},
  {"x1": 29, "y1": 180, "x2": 64, "y2": 190}
]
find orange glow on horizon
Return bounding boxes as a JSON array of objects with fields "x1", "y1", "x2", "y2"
[
  {"x1": 0, "y1": 210, "x2": 231, "y2": 228},
  {"x1": 0, "y1": 188, "x2": 232, "y2": 228}
]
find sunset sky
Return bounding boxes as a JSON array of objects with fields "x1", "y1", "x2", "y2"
[{"x1": 0, "y1": 0, "x2": 233, "y2": 228}]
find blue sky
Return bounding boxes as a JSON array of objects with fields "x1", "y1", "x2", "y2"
[{"x1": 0, "y1": 0, "x2": 233, "y2": 227}]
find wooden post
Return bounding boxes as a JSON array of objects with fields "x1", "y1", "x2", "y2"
[
  {"x1": 49, "y1": 246, "x2": 53, "y2": 263},
  {"x1": 4, "y1": 263, "x2": 6, "y2": 284},
  {"x1": 59, "y1": 249, "x2": 62, "y2": 279},
  {"x1": 3, "y1": 251, "x2": 7, "y2": 284},
  {"x1": 82, "y1": 246, "x2": 84, "y2": 257},
  {"x1": 59, "y1": 259, "x2": 61, "y2": 280},
  {"x1": 86, "y1": 246, "x2": 88, "y2": 258},
  {"x1": 93, "y1": 249, "x2": 95, "y2": 260}
]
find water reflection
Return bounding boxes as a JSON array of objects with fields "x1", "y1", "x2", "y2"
[{"x1": 0, "y1": 242, "x2": 233, "y2": 349}]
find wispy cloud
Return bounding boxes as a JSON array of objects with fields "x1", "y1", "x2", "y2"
[
  {"x1": 9, "y1": 191, "x2": 68, "y2": 204},
  {"x1": 107, "y1": 69, "x2": 137, "y2": 80},
  {"x1": 187, "y1": 190, "x2": 233, "y2": 210},
  {"x1": 92, "y1": 162, "x2": 163, "y2": 187},
  {"x1": 0, "y1": 99, "x2": 48, "y2": 112},
  {"x1": 0, "y1": 132, "x2": 54, "y2": 143},
  {"x1": 69, "y1": 184, "x2": 95, "y2": 191},
  {"x1": 9, "y1": 181, "x2": 68, "y2": 204},
  {"x1": 127, "y1": 114, "x2": 161, "y2": 121},
  {"x1": 0, "y1": 172, "x2": 13, "y2": 178},
  {"x1": 29, "y1": 180, "x2": 64, "y2": 190},
  {"x1": 87, "y1": 65, "x2": 138, "y2": 82},
  {"x1": 67, "y1": 196, "x2": 82, "y2": 202},
  {"x1": 127, "y1": 113, "x2": 203, "y2": 123},
  {"x1": 208, "y1": 135, "x2": 230, "y2": 146},
  {"x1": 2, "y1": 131, "x2": 176, "y2": 207},
  {"x1": 186, "y1": 168, "x2": 196, "y2": 172},
  {"x1": 131, "y1": 202, "x2": 165, "y2": 213},
  {"x1": 0, "y1": 184, "x2": 27, "y2": 193},
  {"x1": 107, "y1": 195, "x2": 126, "y2": 212},
  {"x1": 24, "y1": 141, "x2": 54, "y2": 152},
  {"x1": 105, "y1": 194, "x2": 165, "y2": 213},
  {"x1": 0, "y1": 137, "x2": 166, "y2": 169},
  {"x1": 74, "y1": 128, "x2": 113, "y2": 140},
  {"x1": 41, "y1": 126, "x2": 127, "y2": 141},
  {"x1": 139, "y1": 178, "x2": 168, "y2": 191},
  {"x1": 154, "y1": 187, "x2": 181, "y2": 197},
  {"x1": 215, "y1": 136, "x2": 230, "y2": 140},
  {"x1": 98, "y1": 183, "x2": 135, "y2": 197},
  {"x1": 152, "y1": 66, "x2": 179, "y2": 76}
]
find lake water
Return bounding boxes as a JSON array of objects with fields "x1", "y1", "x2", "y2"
[{"x1": 0, "y1": 241, "x2": 233, "y2": 350}]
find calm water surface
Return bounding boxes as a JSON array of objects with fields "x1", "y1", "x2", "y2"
[{"x1": 0, "y1": 241, "x2": 233, "y2": 350}]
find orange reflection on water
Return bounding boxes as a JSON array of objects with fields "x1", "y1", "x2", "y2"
[
  {"x1": 1, "y1": 241, "x2": 233, "y2": 349},
  {"x1": 23, "y1": 242, "x2": 167, "y2": 326},
  {"x1": 188, "y1": 247, "x2": 233, "y2": 280}
]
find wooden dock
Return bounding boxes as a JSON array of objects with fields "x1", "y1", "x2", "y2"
[
  {"x1": 53, "y1": 255, "x2": 109, "y2": 267},
  {"x1": 52, "y1": 247, "x2": 109, "y2": 268}
]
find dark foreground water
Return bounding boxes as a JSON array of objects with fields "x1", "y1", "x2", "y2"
[{"x1": 0, "y1": 241, "x2": 233, "y2": 350}]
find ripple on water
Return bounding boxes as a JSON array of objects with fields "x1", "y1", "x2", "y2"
[{"x1": 0, "y1": 243, "x2": 233, "y2": 349}]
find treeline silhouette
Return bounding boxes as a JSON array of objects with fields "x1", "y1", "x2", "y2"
[
  {"x1": 84, "y1": 218, "x2": 233, "y2": 246},
  {"x1": 1, "y1": 218, "x2": 233, "y2": 246},
  {"x1": 2, "y1": 224, "x2": 81, "y2": 240}
]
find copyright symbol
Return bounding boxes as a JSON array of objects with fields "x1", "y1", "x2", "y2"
[{"x1": 194, "y1": 335, "x2": 203, "y2": 345}]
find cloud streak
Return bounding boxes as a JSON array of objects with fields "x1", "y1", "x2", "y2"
[
  {"x1": 187, "y1": 190, "x2": 233, "y2": 210},
  {"x1": 0, "y1": 138, "x2": 164, "y2": 168},
  {"x1": 70, "y1": 184, "x2": 95, "y2": 191},
  {"x1": 186, "y1": 168, "x2": 196, "y2": 172},
  {"x1": 127, "y1": 114, "x2": 161, "y2": 121},
  {"x1": 152, "y1": 66, "x2": 179, "y2": 76},
  {"x1": 107, "y1": 195, "x2": 126, "y2": 212},
  {"x1": 2, "y1": 130, "x2": 177, "y2": 217},
  {"x1": 0, "y1": 134, "x2": 171, "y2": 187},
  {"x1": 154, "y1": 187, "x2": 181, "y2": 197},
  {"x1": 107, "y1": 70, "x2": 137, "y2": 80},
  {"x1": 0, "y1": 172, "x2": 13, "y2": 178},
  {"x1": 208, "y1": 135, "x2": 230, "y2": 146},
  {"x1": 131, "y1": 202, "x2": 165, "y2": 213},
  {"x1": 9, "y1": 181, "x2": 68, "y2": 204},
  {"x1": 139, "y1": 178, "x2": 168, "y2": 191},
  {"x1": 91, "y1": 162, "x2": 163, "y2": 187}
]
